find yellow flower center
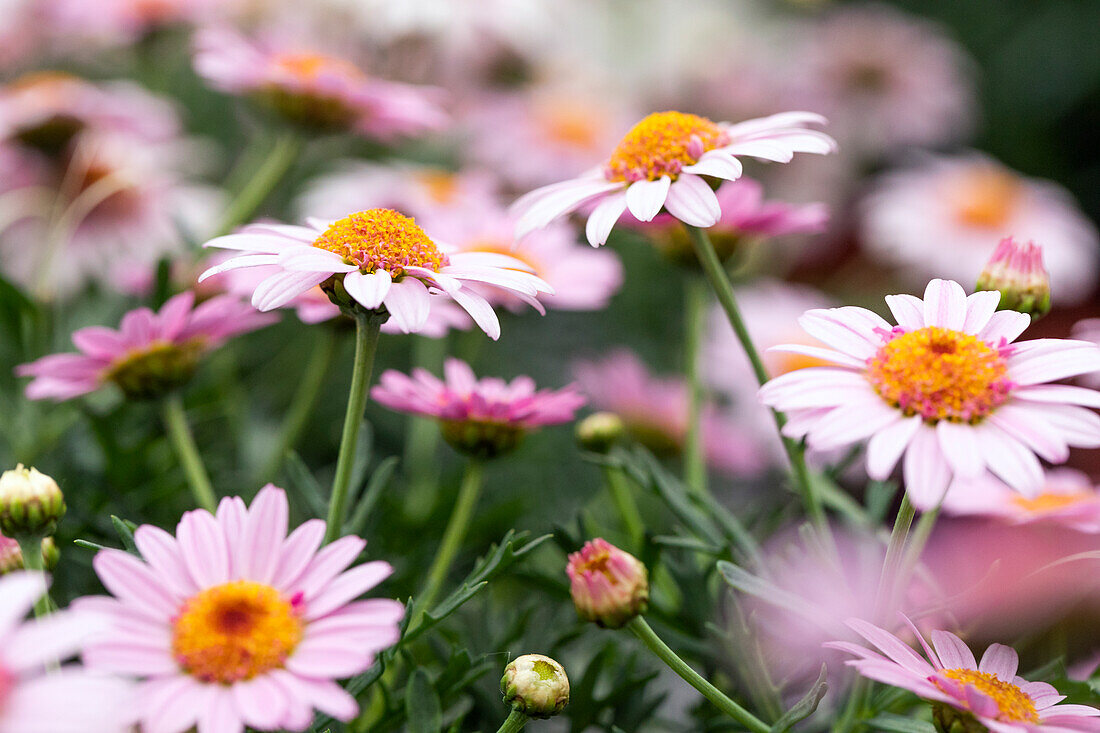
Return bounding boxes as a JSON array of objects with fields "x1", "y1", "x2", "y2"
[
  {"x1": 606, "y1": 111, "x2": 728, "y2": 183},
  {"x1": 312, "y1": 209, "x2": 448, "y2": 278},
  {"x1": 274, "y1": 52, "x2": 363, "y2": 82},
  {"x1": 953, "y1": 167, "x2": 1021, "y2": 229},
  {"x1": 172, "y1": 581, "x2": 303, "y2": 684},
  {"x1": 538, "y1": 101, "x2": 605, "y2": 149},
  {"x1": 414, "y1": 171, "x2": 460, "y2": 204},
  {"x1": 102, "y1": 338, "x2": 206, "y2": 400},
  {"x1": 865, "y1": 326, "x2": 1012, "y2": 423},
  {"x1": 939, "y1": 668, "x2": 1039, "y2": 723},
  {"x1": 1012, "y1": 491, "x2": 1092, "y2": 513}
]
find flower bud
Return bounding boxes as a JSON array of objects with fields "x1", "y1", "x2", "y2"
[
  {"x1": 0, "y1": 465, "x2": 65, "y2": 539},
  {"x1": 575, "y1": 412, "x2": 625, "y2": 454},
  {"x1": 501, "y1": 654, "x2": 569, "y2": 719},
  {"x1": 566, "y1": 538, "x2": 648, "y2": 629},
  {"x1": 0, "y1": 533, "x2": 58, "y2": 574},
  {"x1": 976, "y1": 237, "x2": 1051, "y2": 320}
]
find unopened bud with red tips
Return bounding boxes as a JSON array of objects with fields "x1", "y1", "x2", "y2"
[
  {"x1": 0, "y1": 464, "x2": 65, "y2": 539},
  {"x1": 976, "y1": 237, "x2": 1051, "y2": 320},
  {"x1": 501, "y1": 654, "x2": 570, "y2": 719},
  {"x1": 575, "y1": 412, "x2": 625, "y2": 454},
  {"x1": 0, "y1": 533, "x2": 58, "y2": 574},
  {"x1": 567, "y1": 538, "x2": 649, "y2": 629}
]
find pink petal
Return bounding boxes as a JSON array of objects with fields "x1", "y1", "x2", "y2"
[
  {"x1": 884, "y1": 294, "x2": 925, "y2": 330},
  {"x1": 930, "y1": 629, "x2": 977, "y2": 670},
  {"x1": 977, "y1": 643, "x2": 1018, "y2": 680},
  {"x1": 93, "y1": 551, "x2": 177, "y2": 620},
  {"x1": 175, "y1": 510, "x2": 230, "y2": 588},
  {"x1": 239, "y1": 485, "x2": 288, "y2": 584},
  {"x1": 304, "y1": 561, "x2": 393, "y2": 620},
  {"x1": 232, "y1": 676, "x2": 288, "y2": 730},
  {"x1": 133, "y1": 526, "x2": 198, "y2": 599},
  {"x1": 902, "y1": 426, "x2": 951, "y2": 510},
  {"x1": 272, "y1": 519, "x2": 326, "y2": 591}
]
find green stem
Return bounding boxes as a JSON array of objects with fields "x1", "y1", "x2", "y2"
[
  {"x1": 161, "y1": 394, "x2": 218, "y2": 513},
  {"x1": 683, "y1": 276, "x2": 708, "y2": 497},
  {"x1": 212, "y1": 131, "x2": 302, "y2": 238},
  {"x1": 260, "y1": 326, "x2": 338, "y2": 483},
  {"x1": 602, "y1": 463, "x2": 645, "y2": 551},
  {"x1": 16, "y1": 537, "x2": 52, "y2": 617},
  {"x1": 686, "y1": 224, "x2": 825, "y2": 530},
  {"x1": 628, "y1": 617, "x2": 770, "y2": 733},
  {"x1": 324, "y1": 313, "x2": 383, "y2": 544},
  {"x1": 496, "y1": 709, "x2": 528, "y2": 733},
  {"x1": 401, "y1": 335, "x2": 448, "y2": 523},
  {"x1": 419, "y1": 459, "x2": 485, "y2": 611}
]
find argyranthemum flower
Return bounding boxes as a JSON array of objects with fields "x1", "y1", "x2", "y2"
[
  {"x1": 371, "y1": 357, "x2": 585, "y2": 458},
  {"x1": 511, "y1": 110, "x2": 836, "y2": 246},
  {"x1": 861, "y1": 153, "x2": 1099, "y2": 304},
  {"x1": 0, "y1": 572, "x2": 133, "y2": 733},
  {"x1": 77, "y1": 485, "x2": 403, "y2": 733},
  {"x1": 828, "y1": 616, "x2": 1100, "y2": 732},
  {"x1": 17, "y1": 291, "x2": 275, "y2": 401},
  {"x1": 193, "y1": 26, "x2": 447, "y2": 139},
  {"x1": 199, "y1": 209, "x2": 552, "y2": 340},
  {"x1": 759, "y1": 278, "x2": 1100, "y2": 508},
  {"x1": 942, "y1": 468, "x2": 1100, "y2": 533}
]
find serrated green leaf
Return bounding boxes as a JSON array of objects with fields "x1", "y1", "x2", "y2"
[
  {"x1": 406, "y1": 669, "x2": 442, "y2": 733},
  {"x1": 769, "y1": 665, "x2": 827, "y2": 732},
  {"x1": 866, "y1": 713, "x2": 937, "y2": 733},
  {"x1": 344, "y1": 455, "x2": 399, "y2": 535},
  {"x1": 619, "y1": 446, "x2": 725, "y2": 546}
]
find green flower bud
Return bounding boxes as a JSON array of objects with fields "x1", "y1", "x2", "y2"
[
  {"x1": 0, "y1": 465, "x2": 65, "y2": 539},
  {"x1": 501, "y1": 654, "x2": 569, "y2": 719},
  {"x1": 575, "y1": 412, "x2": 625, "y2": 454}
]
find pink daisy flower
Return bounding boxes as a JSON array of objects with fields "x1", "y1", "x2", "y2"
[
  {"x1": 573, "y1": 350, "x2": 765, "y2": 476},
  {"x1": 0, "y1": 572, "x2": 134, "y2": 733},
  {"x1": 759, "y1": 278, "x2": 1100, "y2": 509},
  {"x1": 371, "y1": 357, "x2": 585, "y2": 457},
  {"x1": 511, "y1": 110, "x2": 836, "y2": 247},
  {"x1": 827, "y1": 616, "x2": 1100, "y2": 731},
  {"x1": 861, "y1": 153, "x2": 1099, "y2": 304},
  {"x1": 17, "y1": 291, "x2": 275, "y2": 401},
  {"x1": 77, "y1": 485, "x2": 403, "y2": 733},
  {"x1": 1073, "y1": 319, "x2": 1100, "y2": 389},
  {"x1": 198, "y1": 209, "x2": 553, "y2": 340},
  {"x1": 942, "y1": 468, "x2": 1100, "y2": 533},
  {"x1": 193, "y1": 26, "x2": 447, "y2": 139}
]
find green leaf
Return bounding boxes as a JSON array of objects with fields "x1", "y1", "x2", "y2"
[
  {"x1": 283, "y1": 451, "x2": 328, "y2": 519},
  {"x1": 111, "y1": 515, "x2": 138, "y2": 554},
  {"x1": 405, "y1": 669, "x2": 442, "y2": 733},
  {"x1": 717, "y1": 561, "x2": 821, "y2": 620},
  {"x1": 769, "y1": 665, "x2": 827, "y2": 732},
  {"x1": 618, "y1": 446, "x2": 725, "y2": 546},
  {"x1": 344, "y1": 455, "x2": 399, "y2": 535},
  {"x1": 865, "y1": 714, "x2": 938, "y2": 733},
  {"x1": 73, "y1": 539, "x2": 109, "y2": 552}
]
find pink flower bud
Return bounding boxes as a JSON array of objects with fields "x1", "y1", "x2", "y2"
[
  {"x1": 566, "y1": 538, "x2": 648, "y2": 629},
  {"x1": 976, "y1": 237, "x2": 1051, "y2": 319}
]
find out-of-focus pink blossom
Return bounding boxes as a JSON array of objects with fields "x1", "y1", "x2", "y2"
[
  {"x1": 861, "y1": 153, "x2": 1099, "y2": 304},
  {"x1": 943, "y1": 469, "x2": 1100, "y2": 533},
  {"x1": 573, "y1": 349, "x2": 765, "y2": 476}
]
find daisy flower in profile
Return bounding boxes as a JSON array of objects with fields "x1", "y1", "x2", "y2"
[
  {"x1": 942, "y1": 468, "x2": 1100, "y2": 533},
  {"x1": 759, "y1": 278, "x2": 1100, "y2": 509},
  {"x1": 511, "y1": 110, "x2": 836, "y2": 246},
  {"x1": 17, "y1": 291, "x2": 275, "y2": 401},
  {"x1": 371, "y1": 357, "x2": 585, "y2": 458},
  {"x1": 199, "y1": 209, "x2": 552, "y2": 340},
  {"x1": 0, "y1": 572, "x2": 133, "y2": 733},
  {"x1": 193, "y1": 26, "x2": 447, "y2": 138},
  {"x1": 828, "y1": 616, "x2": 1100, "y2": 732},
  {"x1": 78, "y1": 485, "x2": 403, "y2": 733},
  {"x1": 861, "y1": 153, "x2": 1099, "y2": 304}
]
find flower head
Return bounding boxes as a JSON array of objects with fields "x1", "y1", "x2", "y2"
[
  {"x1": 976, "y1": 237, "x2": 1052, "y2": 320},
  {"x1": 567, "y1": 538, "x2": 648, "y2": 629},
  {"x1": 0, "y1": 465, "x2": 64, "y2": 539},
  {"x1": 501, "y1": 654, "x2": 569, "y2": 718},
  {"x1": 78, "y1": 485, "x2": 403, "y2": 733},
  {"x1": 200, "y1": 210, "x2": 553, "y2": 340},
  {"x1": 371, "y1": 358, "x2": 585, "y2": 458},
  {"x1": 193, "y1": 27, "x2": 447, "y2": 139},
  {"x1": 575, "y1": 412, "x2": 626, "y2": 454},
  {"x1": 828, "y1": 616, "x2": 1100, "y2": 731},
  {"x1": 942, "y1": 469, "x2": 1100, "y2": 533},
  {"x1": 17, "y1": 291, "x2": 275, "y2": 401},
  {"x1": 759, "y1": 279, "x2": 1100, "y2": 509},
  {"x1": 0, "y1": 572, "x2": 133, "y2": 733},
  {"x1": 861, "y1": 153, "x2": 1099, "y2": 304},
  {"x1": 512, "y1": 110, "x2": 835, "y2": 247}
]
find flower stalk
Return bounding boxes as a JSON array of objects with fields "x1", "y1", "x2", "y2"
[
  {"x1": 419, "y1": 458, "x2": 485, "y2": 610},
  {"x1": 683, "y1": 276, "x2": 708, "y2": 497},
  {"x1": 324, "y1": 310, "x2": 383, "y2": 543},
  {"x1": 495, "y1": 709, "x2": 529, "y2": 733},
  {"x1": 213, "y1": 130, "x2": 302, "y2": 238},
  {"x1": 160, "y1": 393, "x2": 218, "y2": 513}
]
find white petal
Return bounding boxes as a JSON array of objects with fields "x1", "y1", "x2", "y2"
[
  {"x1": 382, "y1": 278, "x2": 431, "y2": 332},
  {"x1": 663, "y1": 174, "x2": 721, "y2": 227},
  {"x1": 198, "y1": 254, "x2": 281, "y2": 282},
  {"x1": 624, "y1": 176, "x2": 671, "y2": 222},
  {"x1": 962, "y1": 291, "x2": 1002, "y2": 335},
  {"x1": 903, "y1": 425, "x2": 951, "y2": 510},
  {"x1": 978, "y1": 310, "x2": 1031, "y2": 346},
  {"x1": 681, "y1": 152, "x2": 743, "y2": 180},
  {"x1": 585, "y1": 192, "x2": 628, "y2": 246},
  {"x1": 866, "y1": 414, "x2": 922, "y2": 480},
  {"x1": 884, "y1": 294, "x2": 925, "y2": 330},
  {"x1": 936, "y1": 420, "x2": 985, "y2": 479},
  {"x1": 448, "y1": 288, "x2": 501, "y2": 340},
  {"x1": 343, "y1": 270, "x2": 391, "y2": 310},
  {"x1": 922, "y1": 279, "x2": 967, "y2": 330},
  {"x1": 277, "y1": 248, "x2": 353, "y2": 273}
]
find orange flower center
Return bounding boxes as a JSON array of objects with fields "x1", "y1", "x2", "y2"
[
  {"x1": 538, "y1": 102, "x2": 604, "y2": 149},
  {"x1": 939, "y1": 668, "x2": 1039, "y2": 723},
  {"x1": 172, "y1": 581, "x2": 303, "y2": 684},
  {"x1": 606, "y1": 111, "x2": 728, "y2": 183},
  {"x1": 953, "y1": 167, "x2": 1021, "y2": 229},
  {"x1": 414, "y1": 171, "x2": 460, "y2": 204},
  {"x1": 312, "y1": 209, "x2": 448, "y2": 277},
  {"x1": 866, "y1": 326, "x2": 1012, "y2": 423},
  {"x1": 575, "y1": 547, "x2": 620, "y2": 584},
  {"x1": 274, "y1": 52, "x2": 363, "y2": 82},
  {"x1": 1012, "y1": 491, "x2": 1092, "y2": 513}
]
